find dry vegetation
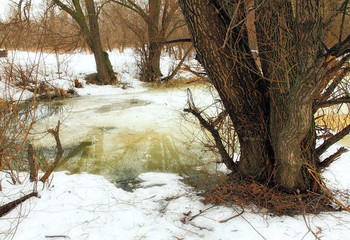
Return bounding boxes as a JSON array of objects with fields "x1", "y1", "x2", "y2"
[
  {"x1": 0, "y1": 1, "x2": 191, "y2": 54},
  {"x1": 202, "y1": 176, "x2": 347, "y2": 216}
]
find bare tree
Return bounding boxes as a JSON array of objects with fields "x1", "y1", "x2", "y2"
[
  {"x1": 111, "y1": 0, "x2": 191, "y2": 82},
  {"x1": 52, "y1": 0, "x2": 117, "y2": 85},
  {"x1": 179, "y1": 0, "x2": 350, "y2": 192}
]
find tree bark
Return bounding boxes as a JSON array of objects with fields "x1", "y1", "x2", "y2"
[
  {"x1": 255, "y1": 0, "x2": 325, "y2": 192},
  {"x1": 141, "y1": 0, "x2": 163, "y2": 82}
]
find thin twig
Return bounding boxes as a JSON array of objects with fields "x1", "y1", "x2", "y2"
[
  {"x1": 188, "y1": 205, "x2": 216, "y2": 222},
  {"x1": 219, "y1": 206, "x2": 245, "y2": 223},
  {"x1": 45, "y1": 235, "x2": 71, "y2": 239}
]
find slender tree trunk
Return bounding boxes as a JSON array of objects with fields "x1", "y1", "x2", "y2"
[
  {"x1": 141, "y1": 0, "x2": 163, "y2": 82},
  {"x1": 52, "y1": 0, "x2": 116, "y2": 85},
  {"x1": 142, "y1": 42, "x2": 163, "y2": 82},
  {"x1": 85, "y1": 0, "x2": 116, "y2": 85}
]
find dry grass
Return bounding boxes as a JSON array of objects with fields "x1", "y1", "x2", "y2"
[
  {"x1": 202, "y1": 176, "x2": 341, "y2": 216},
  {"x1": 316, "y1": 114, "x2": 350, "y2": 131}
]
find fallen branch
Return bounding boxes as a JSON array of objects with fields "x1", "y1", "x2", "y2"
[
  {"x1": 184, "y1": 205, "x2": 215, "y2": 222},
  {"x1": 161, "y1": 45, "x2": 194, "y2": 82},
  {"x1": 45, "y1": 235, "x2": 71, "y2": 239},
  {"x1": 0, "y1": 192, "x2": 38, "y2": 217},
  {"x1": 182, "y1": 64, "x2": 207, "y2": 78}
]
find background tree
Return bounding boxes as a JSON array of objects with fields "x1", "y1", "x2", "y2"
[
  {"x1": 52, "y1": 0, "x2": 116, "y2": 85},
  {"x1": 179, "y1": 0, "x2": 350, "y2": 192},
  {"x1": 111, "y1": 0, "x2": 191, "y2": 82}
]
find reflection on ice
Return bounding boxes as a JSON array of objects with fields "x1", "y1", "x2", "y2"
[{"x1": 33, "y1": 91, "x2": 226, "y2": 191}]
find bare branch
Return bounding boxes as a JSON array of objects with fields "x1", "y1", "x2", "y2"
[
  {"x1": 318, "y1": 96, "x2": 350, "y2": 108},
  {"x1": 110, "y1": 0, "x2": 150, "y2": 22},
  {"x1": 166, "y1": 20, "x2": 187, "y2": 39},
  {"x1": 40, "y1": 121, "x2": 64, "y2": 183},
  {"x1": 339, "y1": 0, "x2": 350, "y2": 42},
  {"x1": 327, "y1": 34, "x2": 350, "y2": 58},
  {"x1": 162, "y1": 38, "x2": 192, "y2": 45},
  {"x1": 52, "y1": 0, "x2": 90, "y2": 42},
  {"x1": 52, "y1": 0, "x2": 76, "y2": 19},
  {"x1": 184, "y1": 89, "x2": 236, "y2": 171},
  {"x1": 316, "y1": 124, "x2": 350, "y2": 157},
  {"x1": 318, "y1": 147, "x2": 348, "y2": 170},
  {"x1": 316, "y1": 66, "x2": 349, "y2": 108}
]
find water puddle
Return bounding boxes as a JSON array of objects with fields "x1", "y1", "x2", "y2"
[
  {"x1": 94, "y1": 98, "x2": 151, "y2": 113},
  {"x1": 33, "y1": 91, "x2": 226, "y2": 191}
]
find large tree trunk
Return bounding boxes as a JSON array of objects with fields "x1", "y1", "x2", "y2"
[
  {"x1": 85, "y1": 0, "x2": 116, "y2": 85},
  {"x1": 141, "y1": 0, "x2": 163, "y2": 82},
  {"x1": 179, "y1": 0, "x2": 271, "y2": 180},
  {"x1": 179, "y1": 0, "x2": 327, "y2": 192}
]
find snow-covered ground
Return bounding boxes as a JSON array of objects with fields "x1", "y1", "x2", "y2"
[
  {"x1": 1, "y1": 159, "x2": 350, "y2": 240},
  {"x1": 1, "y1": 49, "x2": 350, "y2": 239}
]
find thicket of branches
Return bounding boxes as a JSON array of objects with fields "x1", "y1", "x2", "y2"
[
  {"x1": 0, "y1": 3, "x2": 67, "y2": 222},
  {"x1": 0, "y1": 0, "x2": 191, "y2": 54}
]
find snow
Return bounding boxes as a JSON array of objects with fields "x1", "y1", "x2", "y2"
[
  {"x1": 322, "y1": 146, "x2": 350, "y2": 191},
  {"x1": 1, "y1": 49, "x2": 350, "y2": 239},
  {"x1": 0, "y1": 81, "x2": 34, "y2": 101},
  {"x1": 0, "y1": 49, "x2": 148, "y2": 101},
  {"x1": 1, "y1": 169, "x2": 350, "y2": 240}
]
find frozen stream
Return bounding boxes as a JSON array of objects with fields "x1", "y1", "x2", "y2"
[{"x1": 32, "y1": 87, "x2": 225, "y2": 190}]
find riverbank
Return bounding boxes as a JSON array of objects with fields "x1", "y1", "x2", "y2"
[
  {"x1": 1, "y1": 49, "x2": 350, "y2": 239},
  {"x1": 1, "y1": 147, "x2": 350, "y2": 240}
]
